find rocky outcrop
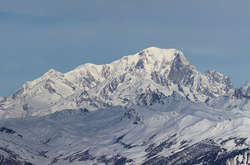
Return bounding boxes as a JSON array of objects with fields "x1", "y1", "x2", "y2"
[
  {"x1": 136, "y1": 89, "x2": 166, "y2": 106},
  {"x1": 225, "y1": 149, "x2": 250, "y2": 165},
  {"x1": 0, "y1": 148, "x2": 33, "y2": 165},
  {"x1": 233, "y1": 88, "x2": 250, "y2": 99},
  {"x1": 142, "y1": 140, "x2": 250, "y2": 165}
]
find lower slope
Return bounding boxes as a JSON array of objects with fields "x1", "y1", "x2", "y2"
[{"x1": 0, "y1": 95, "x2": 250, "y2": 164}]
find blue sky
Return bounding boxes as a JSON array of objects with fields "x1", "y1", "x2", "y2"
[{"x1": 0, "y1": 0, "x2": 250, "y2": 96}]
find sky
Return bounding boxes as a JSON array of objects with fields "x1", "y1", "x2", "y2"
[{"x1": 0, "y1": 0, "x2": 250, "y2": 97}]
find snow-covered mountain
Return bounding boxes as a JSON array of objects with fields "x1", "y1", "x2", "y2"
[
  {"x1": 0, "y1": 47, "x2": 250, "y2": 165},
  {"x1": 0, "y1": 47, "x2": 234, "y2": 118},
  {"x1": 1, "y1": 95, "x2": 250, "y2": 165}
]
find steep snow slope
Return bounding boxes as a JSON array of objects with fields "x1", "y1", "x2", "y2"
[
  {"x1": 0, "y1": 69, "x2": 79, "y2": 118},
  {"x1": 0, "y1": 95, "x2": 250, "y2": 165},
  {"x1": 0, "y1": 47, "x2": 234, "y2": 118}
]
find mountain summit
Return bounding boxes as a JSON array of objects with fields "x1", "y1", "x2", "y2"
[{"x1": 0, "y1": 47, "x2": 234, "y2": 118}]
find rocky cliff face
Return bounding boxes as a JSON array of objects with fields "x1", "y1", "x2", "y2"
[
  {"x1": 242, "y1": 83, "x2": 250, "y2": 97},
  {"x1": 224, "y1": 149, "x2": 250, "y2": 165}
]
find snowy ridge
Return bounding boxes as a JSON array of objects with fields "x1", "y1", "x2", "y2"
[
  {"x1": 207, "y1": 82, "x2": 250, "y2": 111},
  {"x1": 0, "y1": 47, "x2": 234, "y2": 118},
  {"x1": 0, "y1": 95, "x2": 250, "y2": 165}
]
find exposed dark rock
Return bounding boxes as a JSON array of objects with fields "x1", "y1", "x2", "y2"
[
  {"x1": 168, "y1": 53, "x2": 193, "y2": 85},
  {"x1": 220, "y1": 137, "x2": 236, "y2": 145},
  {"x1": 121, "y1": 109, "x2": 144, "y2": 124},
  {"x1": 0, "y1": 147, "x2": 34, "y2": 165},
  {"x1": 39, "y1": 151, "x2": 48, "y2": 158},
  {"x1": 100, "y1": 74, "x2": 126, "y2": 100},
  {"x1": 76, "y1": 90, "x2": 90, "y2": 105},
  {"x1": 199, "y1": 87, "x2": 215, "y2": 98},
  {"x1": 81, "y1": 71, "x2": 99, "y2": 88},
  {"x1": 49, "y1": 154, "x2": 63, "y2": 165},
  {"x1": 135, "y1": 59, "x2": 144, "y2": 69},
  {"x1": 214, "y1": 148, "x2": 250, "y2": 165},
  {"x1": 137, "y1": 89, "x2": 165, "y2": 106},
  {"x1": 0, "y1": 155, "x2": 22, "y2": 165},
  {"x1": 79, "y1": 108, "x2": 89, "y2": 113},
  {"x1": 0, "y1": 127, "x2": 16, "y2": 134},
  {"x1": 114, "y1": 134, "x2": 137, "y2": 149},
  {"x1": 233, "y1": 88, "x2": 250, "y2": 99},
  {"x1": 97, "y1": 154, "x2": 133, "y2": 165},
  {"x1": 114, "y1": 134, "x2": 126, "y2": 144},
  {"x1": 151, "y1": 71, "x2": 170, "y2": 87},
  {"x1": 22, "y1": 104, "x2": 29, "y2": 111},
  {"x1": 142, "y1": 140, "x2": 223, "y2": 165},
  {"x1": 234, "y1": 137, "x2": 248, "y2": 147},
  {"x1": 145, "y1": 134, "x2": 177, "y2": 159},
  {"x1": 44, "y1": 81, "x2": 56, "y2": 94},
  {"x1": 12, "y1": 88, "x2": 24, "y2": 100},
  {"x1": 17, "y1": 134, "x2": 23, "y2": 138},
  {"x1": 114, "y1": 157, "x2": 128, "y2": 165},
  {"x1": 101, "y1": 65, "x2": 111, "y2": 79},
  {"x1": 24, "y1": 162, "x2": 34, "y2": 165},
  {"x1": 64, "y1": 150, "x2": 95, "y2": 163},
  {"x1": 119, "y1": 142, "x2": 137, "y2": 149},
  {"x1": 234, "y1": 88, "x2": 244, "y2": 99},
  {"x1": 148, "y1": 134, "x2": 157, "y2": 141},
  {"x1": 142, "y1": 139, "x2": 250, "y2": 165}
]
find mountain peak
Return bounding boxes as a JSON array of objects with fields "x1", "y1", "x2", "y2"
[
  {"x1": 0, "y1": 47, "x2": 236, "y2": 118},
  {"x1": 44, "y1": 68, "x2": 60, "y2": 76},
  {"x1": 137, "y1": 47, "x2": 189, "y2": 66},
  {"x1": 141, "y1": 46, "x2": 177, "y2": 53},
  {"x1": 139, "y1": 47, "x2": 180, "y2": 57}
]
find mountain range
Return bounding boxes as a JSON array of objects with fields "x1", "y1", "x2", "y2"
[{"x1": 0, "y1": 47, "x2": 250, "y2": 165}]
